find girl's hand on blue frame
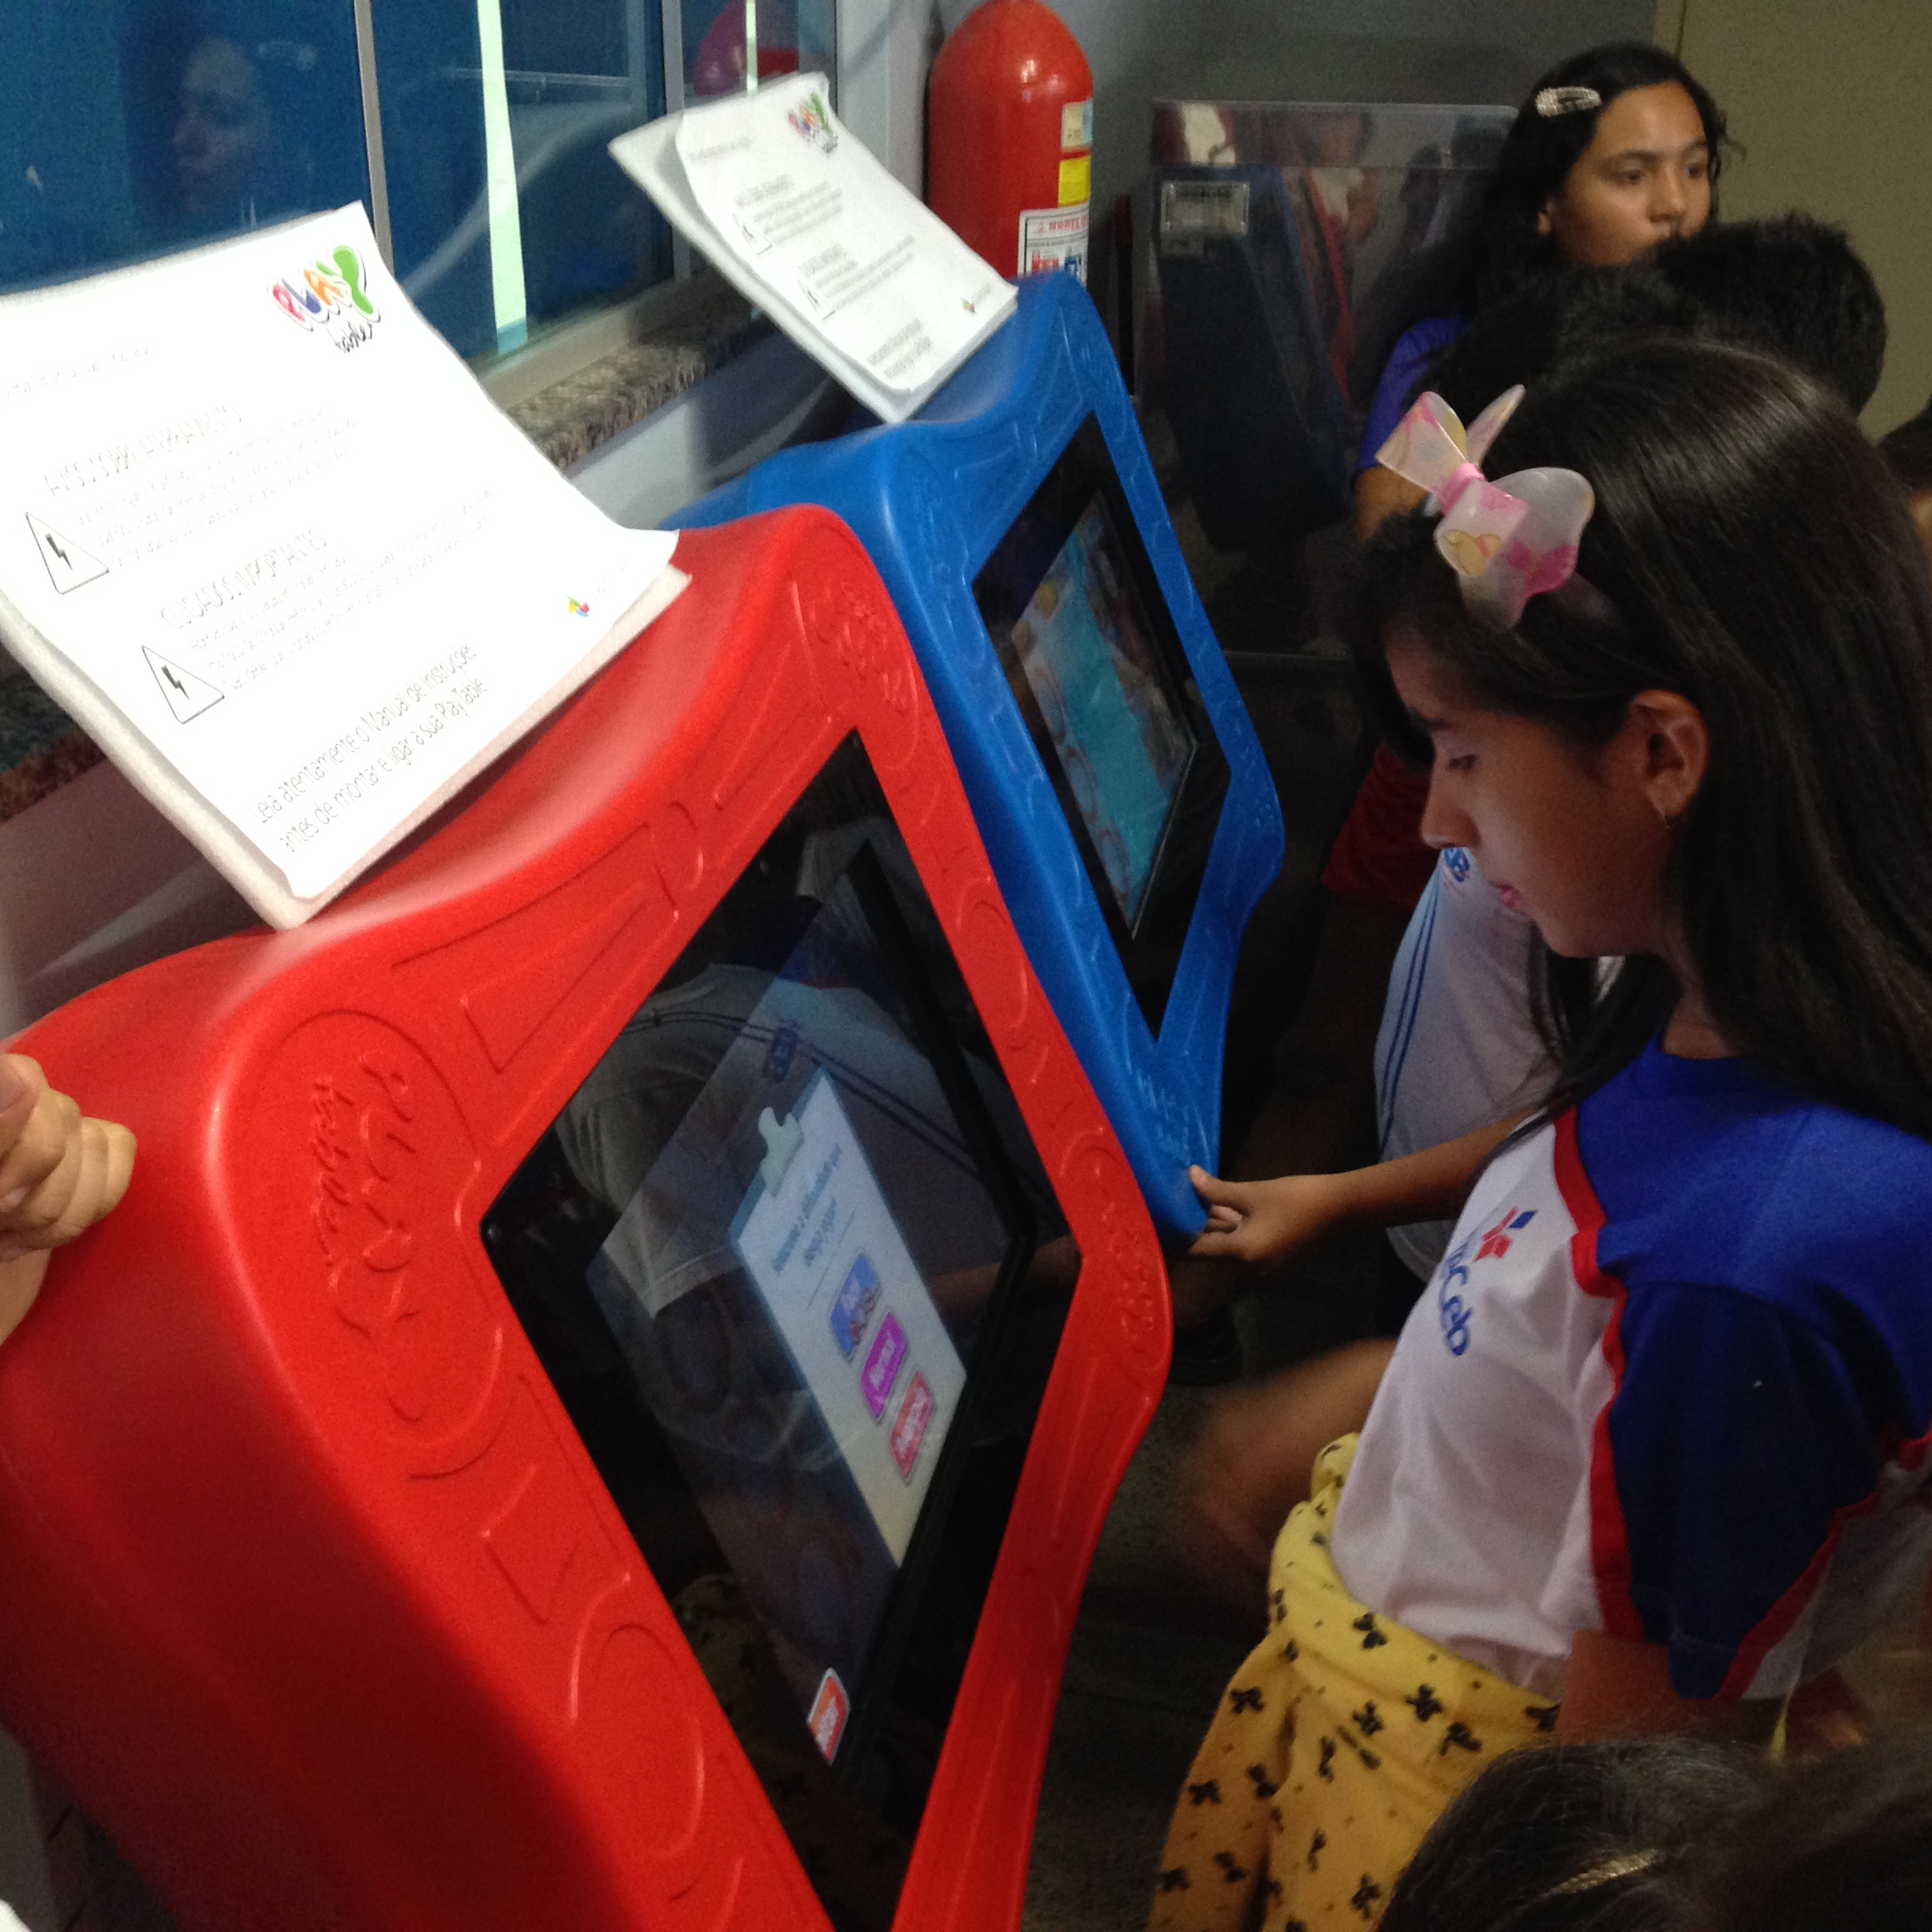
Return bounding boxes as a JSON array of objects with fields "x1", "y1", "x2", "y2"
[{"x1": 1186, "y1": 1166, "x2": 1343, "y2": 1271}]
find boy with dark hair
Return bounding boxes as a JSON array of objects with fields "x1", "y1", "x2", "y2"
[
  {"x1": 1653, "y1": 212, "x2": 1887, "y2": 410},
  {"x1": 1430, "y1": 212, "x2": 1887, "y2": 421}
]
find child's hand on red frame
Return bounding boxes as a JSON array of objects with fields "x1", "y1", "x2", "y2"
[{"x1": 0, "y1": 1054, "x2": 135, "y2": 1344}]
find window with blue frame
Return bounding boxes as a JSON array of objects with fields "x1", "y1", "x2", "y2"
[{"x1": 1, "y1": 0, "x2": 835, "y2": 365}]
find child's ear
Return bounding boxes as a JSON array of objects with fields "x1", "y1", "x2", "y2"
[{"x1": 1628, "y1": 691, "x2": 1709, "y2": 823}]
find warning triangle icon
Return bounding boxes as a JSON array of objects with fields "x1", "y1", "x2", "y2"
[
  {"x1": 142, "y1": 647, "x2": 224, "y2": 724},
  {"x1": 25, "y1": 513, "x2": 107, "y2": 594}
]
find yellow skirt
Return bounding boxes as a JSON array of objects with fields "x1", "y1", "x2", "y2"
[{"x1": 1148, "y1": 1436, "x2": 1557, "y2": 1930}]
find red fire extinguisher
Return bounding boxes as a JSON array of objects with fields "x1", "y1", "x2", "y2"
[{"x1": 927, "y1": 0, "x2": 1094, "y2": 283}]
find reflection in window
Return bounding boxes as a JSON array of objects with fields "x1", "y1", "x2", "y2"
[
  {"x1": 2, "y1": 0, "x2": 370, "y2": 296},
  {"x1": 0, "y1": 0, "x2": 839, "y2": 359},
  {"x1": 683, "y1": 0, "x2": 835, "y2": 102},
  {"x1": 375, "y1": 0, "x2": 683, "y2": 359}
]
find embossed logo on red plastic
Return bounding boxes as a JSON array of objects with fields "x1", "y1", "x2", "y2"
[
  {"x1": 802, "y1": 577, "x2": 915, "y2": 723},
  {"x1": 308, "y1": 1050, "x2": 429, "y2": 1420}
]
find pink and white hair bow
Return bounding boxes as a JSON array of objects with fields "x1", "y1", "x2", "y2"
[{"x1": 1375, "y1": 387, "x2": 1596, "y2": 627}]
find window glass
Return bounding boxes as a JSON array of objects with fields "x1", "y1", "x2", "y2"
[
  {"x1": 372, "y1": 0, "x2": 675, "y2": 360},
  {"x1": 683, "y1": 0, "x2": 836, "y2": 100},
  {"x1": 1, "y1": 2, "x2": 838, "y2": 359},
  {"x1": 1, "y1": 0, "x2": 370, "y2": 297}
]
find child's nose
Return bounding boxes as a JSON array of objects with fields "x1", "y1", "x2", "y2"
[
  {"x1": 1419, "y1": 773, "x2": 1470, "y2": 851},
  {"x1": 1651, "y1": 170, "x2": 1690, "y2": 230}
]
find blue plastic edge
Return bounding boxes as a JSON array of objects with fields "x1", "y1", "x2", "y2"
[{"x1": 669, "y1": 275, "x2": 1286, "y2": 1235}]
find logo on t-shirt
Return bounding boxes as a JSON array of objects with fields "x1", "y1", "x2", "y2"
[
  {"x1": 1435, "y1": 1208, "x2": 1536, "y2": 1356},
  {"x1": 1477, "y1": 1207, "x2": 1536, "y2": 1261}
]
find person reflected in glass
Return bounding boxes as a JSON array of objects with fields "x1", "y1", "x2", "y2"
[{"x1": 170, "y1": 26, "x2": 310, "y2": 234}]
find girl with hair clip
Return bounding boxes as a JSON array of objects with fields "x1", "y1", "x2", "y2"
[
  {"x1": 1356, "y1": 43, "x2": 1726, "y2": 541},
  {"x1": 1157, "y1": 44, "x2": 1733, "y2": 1376},
  {"x1": 1149, "y1": 339, "x2": 1932, "y2": 1929}
]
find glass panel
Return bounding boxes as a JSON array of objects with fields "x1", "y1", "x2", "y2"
[
  {"x1": 974, "y1": 417, "x2": 1231, "y2": 1035},
  {"x1": 986, "y1": 487, "x2": 1196, "y2": 930},
  {"x1": 482, "y1": 735, "x2": 1076, "y2": 1931},
  {"x1": 1, "y1": 0, "x2": 370, "y2": 297},
  {"x1": 373, "y1": 0, "x2": 674, "y2": 359},
  {"x1": 683, "y1": 0, "x2": 835, "y2": 100},
  {"x1": 1141, "y1": 101, "x2": 1515, "y2": 651}
]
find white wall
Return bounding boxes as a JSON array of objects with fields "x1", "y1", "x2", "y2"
[{"x1": 1671, "y1": 0, "x2": 1932, "y2": 434}]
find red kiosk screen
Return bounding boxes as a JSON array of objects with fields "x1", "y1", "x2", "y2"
[{"x1": 481, "y1": 736, "x2": 1072, "y2": 1927}]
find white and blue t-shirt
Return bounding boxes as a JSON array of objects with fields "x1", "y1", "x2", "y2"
[
  {"x1": 1375, "y1": 847, "x2": 1554, "y2": 1279},
  {"x1": 1333, "y1": 1036, "x2": 1932, "y2": 1703}
]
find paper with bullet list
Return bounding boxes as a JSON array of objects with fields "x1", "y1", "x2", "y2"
[
  {"x1": 0, "y1": 205, "x2": 683, "y2": 928},
  {"x1": 609, "y1": 73, "x2": 1014, "y2": 424}
]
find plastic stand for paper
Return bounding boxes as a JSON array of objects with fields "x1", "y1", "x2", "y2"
[
  {"x1": 0, "y1": 511, "x2": 1169, "y2": 1932},
  {"x1": 672, "y1": 274, "x2": 1285, "y2": 1233}
]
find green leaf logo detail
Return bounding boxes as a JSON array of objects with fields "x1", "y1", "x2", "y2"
[{"x1": 329, "y1": 245, "x2": 377, "y2": 317}]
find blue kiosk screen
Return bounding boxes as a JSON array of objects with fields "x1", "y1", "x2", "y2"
[
  {"x1": 999, "y1": 490, "x2": 1193, "y2": 927},
  {"x1": 975, "y1": 417, "x2": 1228, "y2": 1024}
]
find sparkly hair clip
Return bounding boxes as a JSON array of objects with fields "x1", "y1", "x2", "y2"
[
  {"x1": 1536, "y1": 84, "x2": 1602, "y2": 118},
  {"x1": 1542, "y1": 1851, "x2": 1660, "y2": 1899},
  {"x1": 1375, "y1": 388, "x2": 1596, "y2": 627}
]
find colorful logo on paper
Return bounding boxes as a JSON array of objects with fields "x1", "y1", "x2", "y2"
[
  {"x1": 787, "y1": 90, "x2": 837, "y2": 153},
  {"x1": 271, "y1": 246, "x2": 380, "y2": 354}
]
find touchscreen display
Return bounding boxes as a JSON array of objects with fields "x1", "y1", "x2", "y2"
[
  {"x1": 482, "y1": 736, "x2": 1073, "y2": 1930},
  {"x1": 975, "y1": 416, "x2": 1231, "y2": 1034},
  {"x1": 1004, "y1": 493, "x2": 1195, "y2": 927}
]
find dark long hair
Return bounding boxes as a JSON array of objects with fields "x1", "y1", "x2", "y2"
[
  {"x1": 1392, "y1": 43, "x2": 1729, "y2": 345},
  {"x1": 1343, "y1": 338, "x2": 1932, "y2": 1137},
  {"x1": 1379, "y1": 1739, "x2": 1754, "y2": 1932},
  {"x1": 1681, "y1": 1728, "x2": 1932, "y2": 1932},
  {"x1": 1385, "y1": 1728, "x2": 1932, "y2": 1932}
]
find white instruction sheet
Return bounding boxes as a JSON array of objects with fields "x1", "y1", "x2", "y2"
[
  {"x1": 0, "y1": 206, "x2": 684, "y2": 927},
  {"x1": 731, "y1": 1069, "x2": 966, "y2": 1559},
  {"x1": 610, "y1": 75, "x2": 1014, "y2": 423}
]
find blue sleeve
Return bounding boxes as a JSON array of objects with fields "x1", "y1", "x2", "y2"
[
  {"x1": 1601, "y1": 1282, "x2": 1883, "y2": 1700},
  {"x1": 1357, "y1": 316, "x2": 1465, "y2": 474}
]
